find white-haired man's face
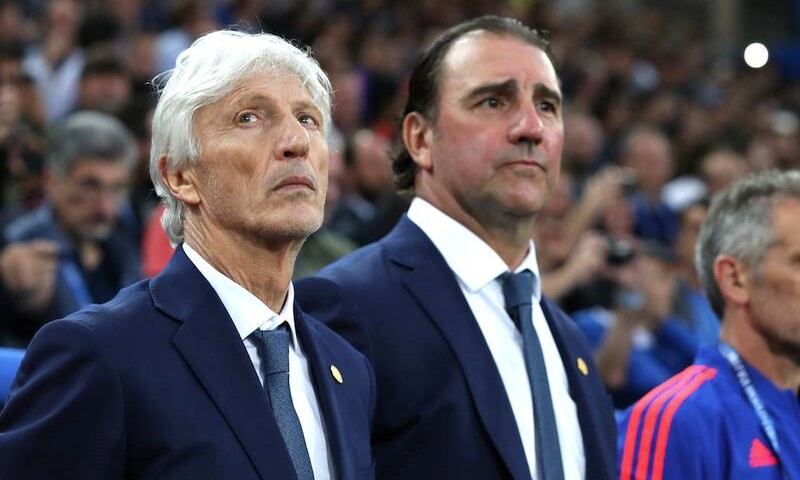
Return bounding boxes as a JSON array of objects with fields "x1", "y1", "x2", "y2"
[{"x1": 181, "y1": 71, "x2": 329, "y2": 246}]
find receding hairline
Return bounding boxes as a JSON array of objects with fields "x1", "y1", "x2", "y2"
[
  {"x1": 434, "y1": 30, "x2": 561, "y2": 107},
  {"x1": 439, "y1": 29, "x2": 553, "y2": 76}
]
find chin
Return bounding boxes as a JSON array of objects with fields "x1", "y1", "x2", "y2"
[
  {"x1": 80, "y1": 225, "x2": 113, "y2": 241},
  {"x1": 277, "y1": 210, "x2": 324, "y2": 240}
]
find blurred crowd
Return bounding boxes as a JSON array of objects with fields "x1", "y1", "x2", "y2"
[{"x1": 0, "y1": 0, "x2": 798, "y2": 408}]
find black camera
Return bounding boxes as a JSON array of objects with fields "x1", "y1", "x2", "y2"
[{"x1": 606, "y1": 237, "x2": 636, "y2": 266}]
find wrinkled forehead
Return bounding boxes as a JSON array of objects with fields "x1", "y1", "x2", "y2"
[
  {"x1": 195, "y1": 67, "x2": 330, "y2": 127},
  {"x1": 441, "y1": 31, "x2": 558, "y2": 87}
]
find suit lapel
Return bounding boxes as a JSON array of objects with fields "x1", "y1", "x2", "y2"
[
  {"x1": 539, "y1": 299, "x2": 613, "y2": 480},
  {"x1": 293, "y1": 308, "x2": 350, "y2": 479},
  {"x1": 386, "y1": 218, "x2": 531, "y2": 480},
  {"x1": 150, "y1": 248, "x2": 295, "y2": 480}
]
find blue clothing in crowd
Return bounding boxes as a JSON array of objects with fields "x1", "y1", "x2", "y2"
[
  {"x1": 629, "y1": 193, "x2": 679, "y2": 248},
  {"x1": 617, "y1": 345, "x2": 800, "y2": 480},
  {"x1": 573, "y1": 307, "x2": 698, "y2": 408},
  {"x1": 3, "y1": 204, "x2": 141, "y2": 344}
]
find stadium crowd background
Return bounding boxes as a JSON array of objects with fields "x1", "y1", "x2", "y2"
[{"x1": 0, "y1": 0, "x2": 798, "y2": 408}]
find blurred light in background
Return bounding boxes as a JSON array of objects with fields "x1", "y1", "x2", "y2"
[{"x1": 743, "y1": 42, "x2": 769, "y2": 68}]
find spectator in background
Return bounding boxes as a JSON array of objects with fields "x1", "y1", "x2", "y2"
[
  {"x1": 76, "y1": 52, "x2": 132, "y2": 116},
  {"x1": 620, "y1": 125, "x2": 679, "y2": 247},
  {"x1": 22, "y1": 0, "x2": 84, "y2": 121},
  {"x1": 0, "y1": 47, "x2": 46, "y2": 224},
  {"x1": 618, "y1": 170, "x2": 800, "y2": 479},
  {"x1": 563, "y1": 110, "x2": 606, "y2": 190},
  {"x1": 671, "y1": 200, "x2": 719, "y2": 346},
  {"x1": 540, "y1": 167, "x2": 631, "y2": 312},
  {"x1": 573, "y1": 243, "x2": 698, "y2": 408},
  {"x1": 536, "y1": 171, "x2": 611, "y2": 303},
  {"x1": 700, "y1": 147, "x2": 748, "y2": 196},
  {"x1": 328, "y1": 128, "x2": 404, "y2": 246},
  {"x1": 154, "y1": 0, "x2": 216, "y2": 74},
  {"x1": 0, "y1": 112, "x2": 140, "y2": 345},
  {"x1": 294, "y1": 133, "x2": 356, "y2": 279}
]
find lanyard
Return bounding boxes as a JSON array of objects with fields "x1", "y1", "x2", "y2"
[{"x1": 718, "y1": 343, "x2": 789, "y2": 480}]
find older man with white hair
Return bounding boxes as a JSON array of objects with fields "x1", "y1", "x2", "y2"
[{"x1": 0, "y1": 30, "x2": 375, "y2": 480}]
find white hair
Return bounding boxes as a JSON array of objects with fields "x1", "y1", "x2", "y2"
[{"x1": 149, "y1": 30, "x2": 333, "y2": 244}]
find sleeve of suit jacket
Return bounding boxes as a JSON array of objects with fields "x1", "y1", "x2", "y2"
[{"x1": 0, "y1": 319, "x2": 126, "y2": 479}]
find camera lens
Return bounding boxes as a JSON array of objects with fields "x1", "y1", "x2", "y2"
[{"x1": 606, "y1": 237, "x2": 635, "y2": 266}]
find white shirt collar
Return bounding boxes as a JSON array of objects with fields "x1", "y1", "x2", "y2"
[
  {"x1": 407, "y1": 197, "x2": 542, "y2": 300},
  {"x1": 182, "y1": 243, "x2": 300, "y2": 348}
]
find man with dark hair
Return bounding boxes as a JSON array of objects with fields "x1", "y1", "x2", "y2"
[
  {"x1": 77, "y1": 52, "x2": 132, "y2": 115},
  {"x1": 617, "y1": 170, "x2": 800, "y2": 479},
  {"x1": 297, "y1": 15, "x2": 616, "y2": 480},
  {"x1": 0, "y1": 111, "x2": 141, "y2": 345}
]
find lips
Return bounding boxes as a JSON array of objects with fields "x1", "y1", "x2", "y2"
[
  {"x1": 273, "y1": 175, "x2": 316, "y2": 191},
  {"x1": 501, "y1": 159, "x2": 547, "y2": 171}
]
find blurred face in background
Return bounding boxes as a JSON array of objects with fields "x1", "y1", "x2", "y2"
[
  {"x1": 350, "y1": 129, "x2": 392, "y2": 199},
  {"x1": 623, "y1": 129, "x2": 673, "y2": 197},
  {"x1": 79, "y1": 72, "x2": 132, "y2": 114},
  {"x1": 49, "y1": 158, "x2": 131, "y2": 240},
  {"x1": 674, "y1": 203, "x2": 707, "y2": 270}
]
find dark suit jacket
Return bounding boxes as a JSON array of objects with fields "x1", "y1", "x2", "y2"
[
  {"x1": 0, "y1": 248, "x2": 375, "y2": 480},
  {"x1": 296, "y1": 216, "x2": 616, "y2": 480}
]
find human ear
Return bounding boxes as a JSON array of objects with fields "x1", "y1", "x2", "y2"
[
  {"x1": 402, "y1": 112, "x2": 434, "y2": 171},
  {"x1": 159, "y1": 155, "x2": 200, "y2": 206},
  {"x1": 713, "y1": 255, "x2": 750, "y2": 307}
]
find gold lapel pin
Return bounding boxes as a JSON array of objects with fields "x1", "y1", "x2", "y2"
[
  {"x1": 330, "y1": 365, "x2": 343, "y2": 384},
  {"x1": 577, "y1": 357, "x2": 589, "y2": 376}
]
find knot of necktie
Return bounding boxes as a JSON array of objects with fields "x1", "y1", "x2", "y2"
[
  {"x1": 501, "y1": 270, "x2": 534, "y2": 327},
  {"x1": 250, "y1": 324, "x2": 290, "y2": 376}
]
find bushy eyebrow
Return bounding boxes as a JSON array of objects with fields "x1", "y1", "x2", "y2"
[
  {"x1": 463, "y1": 79, "x2": 517, "y2": 104},
  {"x1": 226, "y1": 94, "x2": 324, "y2": 124},
  {"x1": 227, "y1": 93, "x2": 277, "y2": 111},
  {"x1": 462, "y1": 79, "x2": 563, "y2": 108},
  {"x1": 534, "y1": 84, "x2": 563, "y2": 107}
]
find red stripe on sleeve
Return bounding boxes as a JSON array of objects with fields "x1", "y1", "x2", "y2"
[
  {"x1": 619, "y1": 366, "x2": 706, "y2": 480},
  {"x1": 650, "y1": 368, "x2": 718, "y2": 480}
]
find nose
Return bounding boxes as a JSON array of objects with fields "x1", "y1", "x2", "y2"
[
  {"x1": 95, "y1": 191, "x2": 120, "y2": 220},
  {"x1": 507, "y1": 103, "x2": 544, "y2": 146},
  {"x1": 275, "y1": 117, "x2": 311, "y2": 160}
]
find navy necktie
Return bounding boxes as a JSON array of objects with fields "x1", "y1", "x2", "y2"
[
  {"x1": 250, "y1": 325, "x2": 315, "y2": 480},
  {"x1": 502, "y1": 271, "x2": 565, "y2": 480}
]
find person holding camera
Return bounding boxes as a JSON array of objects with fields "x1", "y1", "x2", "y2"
[{"x1": 571, "y1": 242, "x2": 698, "y2": 408}]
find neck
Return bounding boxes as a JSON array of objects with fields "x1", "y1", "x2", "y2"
[
  {"x1": 184, "y1": 220, "x2": 301, "y2": 313},
  {"x1": 418, "y1": 192, "x2": 533, "y2": 270},
  {"x1": 721, "y1": 312, "x2": 800, "y2": 392}
]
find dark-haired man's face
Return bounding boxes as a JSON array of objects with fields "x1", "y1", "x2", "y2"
[
  {"x1": 49, "y1": 158, "x2": 131, "y2": 240},
  {"x1": 79, "y1": 73, "x2": 131, "y2": 114},
  {"x1": 413, "y1": 32, "x2": 563, "y2": 233}
]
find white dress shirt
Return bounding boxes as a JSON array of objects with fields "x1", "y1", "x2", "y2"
[
  {"x1": 183, "y1": 244, "x2": 333, "y2": 480},
  {"x1": 407, "y1": 198, "x2": 585, "y2": 480}
]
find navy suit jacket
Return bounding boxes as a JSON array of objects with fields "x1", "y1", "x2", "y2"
[
  {"x1": 0, "y1": 248, "x2": 375, "y2": 480},
  {"x1": 296, "y1": 216, "x2": 616, "y2": 480}
]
